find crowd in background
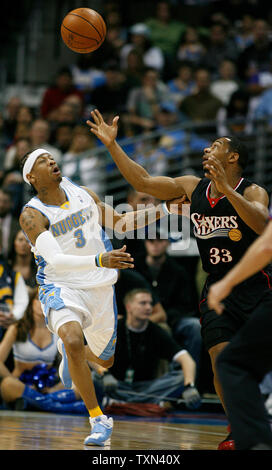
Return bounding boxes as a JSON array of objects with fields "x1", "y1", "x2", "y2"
[{"x1": 0, "y1": 0, "x2": 272, "y2": 414}]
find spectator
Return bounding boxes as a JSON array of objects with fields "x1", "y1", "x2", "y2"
[
  {"x1": 61, "y1": 124, "x2": 105, "y2": 196},
  {"x1": 216, "y1": 88, "x2": 254, "y2": 136},
  {"x1": 0, "y1": 288, "x2": 83, "y2": 412},
  {"x1": 0, "y1": 187, "x2": 20, "y2": 256},
  {"x1": 115, "y1": 269, "x2": 166, "y2": 324},
  {"x1": 8, "y1": 229, "x2": 37, "y2": 292},
  {"x1": 4, "y1": 137, "x2": 31, "y2": 172},
  {"x1": 2, "y1": 97, "x2": 22, "y2": 141},
  {"x1": 122, "y1": 49, "x2": 145, "y2": 91},
  {"x1": 0, "y1": 233, "x2": 29, "y2": 337},
  {"x1": 202, "y1": 22, "x2": 238, "y2": 79},
  {"x1": 52, "y1": 123, "x2": 74, "y2": 154},
  {"x1": 134, "y1": 232, "x2": 202, "y2": 370},
  {"x1": 145, "y1": 1, "x2": 186, "y2": 69},
  {"x1": 120, "y1": 23, "x2": 165, "y2": 72},
  {"x1": 70, "y1": 53, "x2": 106, "y2": 103},
  {"x1": 210, "y1": 59, "x2": 240, "y2": 105},
  {"x1": 40, "y1": 67, "x2": 83, "y2": 120},
  {"x1": 176, "y1": 26, "x2": 206, "y2": 66},
  {"x1": 167, "y1": 60, "x2": 196, "y2": 107},
  {"x1": 98, "y1": 288, "x2": 201, "y2": 409},
  {"x1": 90, "y1": 61, "x2": 130, "y2": 115},
  {"x1": 234, "y1": 13, "x2": 255, "y2": 52},
  {"x1": 252, "y1": 87, "x2": 272, "y2": 130},
  {"x1": 238, "y1": 19, "x2": 272, "y2": 89},
  {"x1": 49, "y1": 102, "x2": 79, "y2": 128},
  {"x1": 0, "y1": 112, "x2": 9, "y2": 172},
  {"x1": 29, "y1": 119, "x2": 62, "y2": 164},
  {"x1": 126, "y1": 67, "x2": 170, "y2": 134},
  {"x1": 179, "y1": 67, "x2": 223, "y2": 133}
]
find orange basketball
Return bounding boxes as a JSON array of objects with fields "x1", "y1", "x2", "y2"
[{"x1": 61, "y1": 8, "x2": 106, "y2": 53}]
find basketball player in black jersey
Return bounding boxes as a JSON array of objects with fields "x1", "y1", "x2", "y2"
[{"x1": 87, "y1": 109, "x2": 271, "y2": 450}]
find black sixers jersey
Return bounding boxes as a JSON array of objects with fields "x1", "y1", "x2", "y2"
[{"x1": 191, "y1": 177, "x2": 272, "y2": 314}]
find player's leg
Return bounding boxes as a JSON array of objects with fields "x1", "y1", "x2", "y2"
[
  {"x1": 57, "y1": 320, "x2": 100, "y2": 412},
  {"x1": 216, "y1": 298, "x2": 272, "y2": 450},
  {"x1": 208, "y1": 341, "x2": 229, "y2": 410}
]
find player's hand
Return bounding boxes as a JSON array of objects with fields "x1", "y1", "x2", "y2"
[
  {"x1": 166, "y1": 195, "x2": 190, "y2": 217},
  {"x1": 86, "y1": 109, "x2": 119, "y2": 147},
  {"x1": 182, "y1": 384, "x2": 201, "y2": 410},
  {"x1": 101, "y1": 245, "x2": 134, "y2": 269},
  {"x1": 207, "y1": 279, "x2": 233, "y2": 315},
  {"x1": 203, "y1": 155, "x2": 232, "y2": 195}
]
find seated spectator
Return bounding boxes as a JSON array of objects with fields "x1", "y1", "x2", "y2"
[
  {"x1": 90, "y1": 60, "x2": 130, "y2": 116},
  {"x1": 97, "y1": 288, "x2": 201, "y2": 409},
  {"x1": 0, "y1": 187, "x2": 21, "y2": 255},
  {"x1": 0, "y1": 288, "x2": 84, "y2": 413},
  {"x1": 4, "y1": 136, "x2": 31, "y2": 172},
  {"x1": 134, "y1": 232, "x2": 202, "y2": 371},
  {"x1": 179, "y1": 67, "x2": 223, "y2": 134},
  {"x1": 2, "y1": 96, "x2": 22, "y2": 141},
  {"x1": 115, "y1": 268, "x2": 166, "y2": 324},
  {"x1": 145, "y1": 1, "x2": 186, "y2": 72},
  {"x1": 167, "y1": 60, "x2": 196, "y2": 106},
  {"x1": 51, "y1": 123, "x2": 74, "y2": 154},
  {"x1": 126, "y1": 67, "x2": 170, "y2": 134},
  {"x1": 176, "y1": 26, "x2": 206, "y2": 66},
  {"x1": 40, "y1": 67, "x2": 83, "y2": 121},
  {"x1": 238, "y1": 19, "x2": 272, "y2": 93},
  {"x1": 61, "y1": 125, "x2": 105, "y2": 196},
  {"x1": 216, "y1": 88, "x2": 254, "y2": 136},
  {"x1": 210, "y1": 60, "x2": 240, "y2": 105},
  {"x1": 28, "y1": 118, "x2": 62, "y2": 164},
  {"x1": 234, "y1": 13, "x2": 254, "y2": 52},
  {"x1": 70, "y1": 53, "x2": 106, "y2": 103},
  {"x1": 120, "y1": 23, "x2": 165, "y2": 72},
  {"x1": 8, "y1": 229, "x2": 37, "y2": 292},
  {"x1": 202, "y1": 22, "x2": 238, "y2": 79},
  {"x1": 123, "y1": 49, "x2": 145, "y2": 91},
  {"x1": 0, "y1": 231, "x2": 29, "y2": 343}
]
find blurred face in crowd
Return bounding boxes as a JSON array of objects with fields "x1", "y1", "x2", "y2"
[
  {"x1": 219, "y1": 60, "x2": 236, "y2": 80},
  {"x1": 195, "y1": 69, "x2": 211, "y2": 92},
  {"x1": 14, "y1": 230, "x2": 31, "y2": 257},
  {"x1": 145, "y1": 238, "x2": 169, "y2": 258},
  {"x1": 156, "y1": 2, "x2": 170, "y2": 23},
  {"x1": 70, "y1": 127, "x2": 95, "y2": 153},
  {"x1": 15, "y1": 138, "x2": 31, "y2": 159},
  {"x1": 178, "y1": 63, "x2": 193, "y2": 82},
  {"x1": 125, "y1": 292, "x2": 153, "y2": 323},
  {"x1": 253, "y1": 19, "x2": 268, "y2": 43},
  {"x1": 0, "y1": 190, "x2": 12, "y2": 217},
  {"x1": 56, "y1": 72, "x2": 73, "y2": 91},
  {"x1": 142, "y1": 69, "x2": 159, "y2": 88},
  {"x1": 6, "y1": 97, "x2": 21, "y2": 120},
  {"x1": 55, "y1": 103, "x2": 76, "y2": 123},
  {"x1": 17, "y1": 106, "x2": 33, "y2": 126},
  {"x1": 55, "y1": 125, "x2": 73, "y2": 149},
  {"x1": 210, "y1": 24, "x2": 226, "y2": 45},
  {"x1": 30, "y1": 119, "x2": 50, "y2": 144},
  {"x1": 127, "y1": 190, "x2": 156, "y2": 210}
]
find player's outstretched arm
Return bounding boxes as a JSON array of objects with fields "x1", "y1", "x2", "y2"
[{"x1": 86, "y1": 109, "x2": 200, "y2": 201}]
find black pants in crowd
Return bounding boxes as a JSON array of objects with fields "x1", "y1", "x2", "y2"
[{"x1": 216, "y1": 292, "x2": 272, "y2": 450}]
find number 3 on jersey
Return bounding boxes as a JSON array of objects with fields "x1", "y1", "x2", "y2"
[
  {"x1": 210, "y1": 247, "x2": 232, "y2": 264},
  {"x1": 74, "y1": 228, "x2": 86, "y2": 248}
]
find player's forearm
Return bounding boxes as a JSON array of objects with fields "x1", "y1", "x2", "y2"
[
  {"x1": 223, "y1": 221, "x2": 272, "y2": 288},
  {"x1": 175, "y1": 351, "x2": 196, "y2": 386},
  {"x1": 117, "y1": 203, "x2": 167, "y2": 233},
  {"x1": 106, "y1": 140, "x2": 151, "y2": 192},
  {"x1": 224, "y1": 187, "x2": 268, "y2": 234}
]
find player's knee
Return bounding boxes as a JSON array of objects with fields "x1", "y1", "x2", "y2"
[{"x1": 63, "y1": 334, "x2": 84, "y2": 359}]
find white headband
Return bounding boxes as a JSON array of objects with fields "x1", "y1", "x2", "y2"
[{"x1": 23, "y1": 149, "x2": 51, "y2": 185}]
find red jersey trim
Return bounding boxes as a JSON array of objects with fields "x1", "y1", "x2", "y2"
[
  {"x1": 262, "y1": 270, "x2": 272, "y2": 289},
  {"x1": 206, "y1": 177, "x2": 244, "y2": 209}
]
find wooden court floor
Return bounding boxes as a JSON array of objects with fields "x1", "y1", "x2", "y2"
[{"x1": 0, "y1": 410, "x2": 227, "y2": 450}]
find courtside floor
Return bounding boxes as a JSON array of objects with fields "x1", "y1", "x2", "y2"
[{"x1": 0, "y1": 409, "x2": 228, "y2": 450}]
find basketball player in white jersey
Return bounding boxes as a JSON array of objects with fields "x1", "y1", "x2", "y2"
[{"x1": 19, "y1": 148, "x2": 184, "y2": 446}]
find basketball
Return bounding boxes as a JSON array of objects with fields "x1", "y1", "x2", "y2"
[{"x1": 61, "y1": 8, "x2": 106, "y2": 53}]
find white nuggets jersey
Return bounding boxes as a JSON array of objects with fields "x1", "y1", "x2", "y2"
[{"x1": 25, "y1": 177, "x2": 118, "y2": 289}]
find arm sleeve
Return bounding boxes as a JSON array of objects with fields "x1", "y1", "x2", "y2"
[
  {"x1": 35, "y1": 231, "x2": 98, "y2": 273},
  {"x1": 13, "y1": 273, "x2": 29, "y2": 320}
]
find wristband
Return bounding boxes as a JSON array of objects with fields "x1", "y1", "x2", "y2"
[
  {"x1": 95, "y1": 253, "x2": 104, "y2": 267},
  {"x1": 162, "y1": 201, "x2": 171, "y2": 215}
]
